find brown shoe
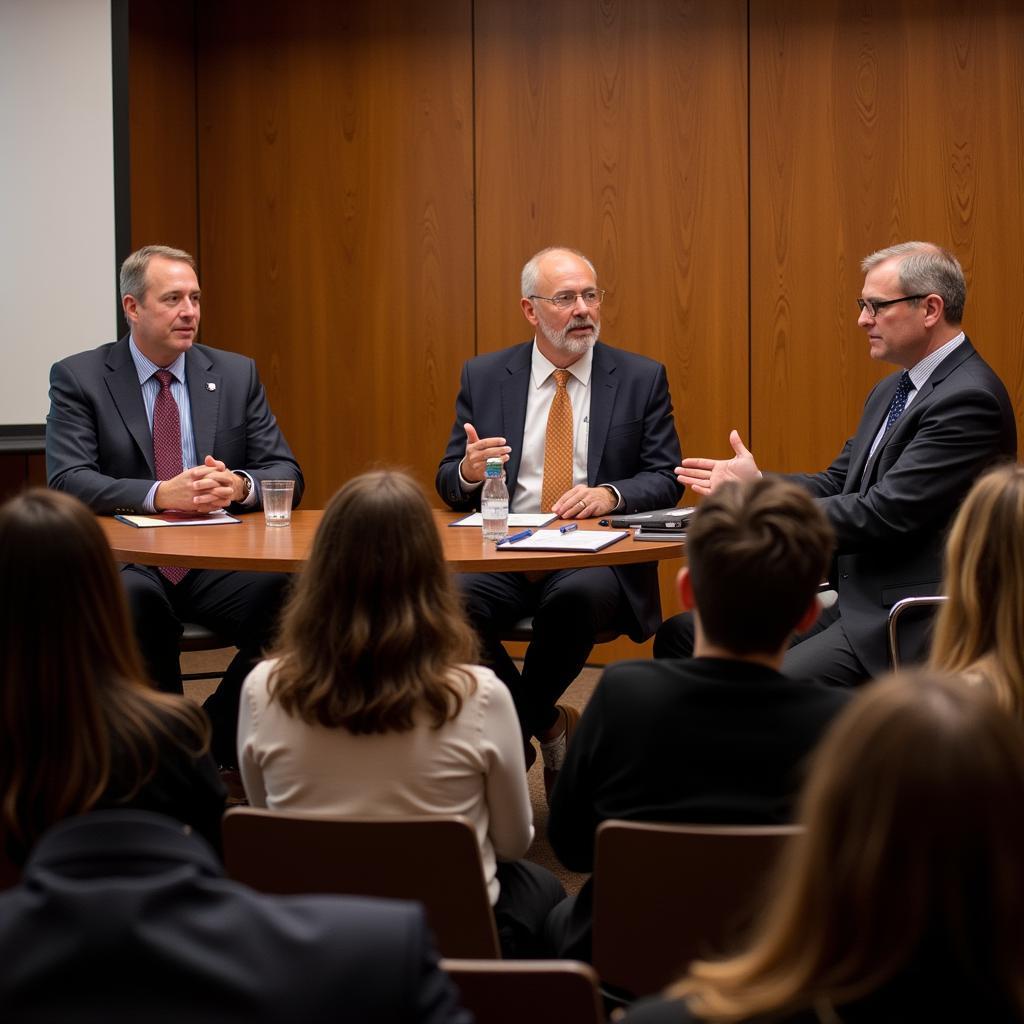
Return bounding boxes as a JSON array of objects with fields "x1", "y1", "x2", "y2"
[{"x1": 542, "y1": 703, "x2": 581, "y2": 804}]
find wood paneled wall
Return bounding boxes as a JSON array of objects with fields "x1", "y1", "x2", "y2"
[
  {"x1": 750, "y1": 0, "x2": 1024, "y2": 471},
  {"x1": 128, "y1": 0, "x2": 198, "y2": 255},
  {"x1": 127, "y1": 0, "x2": 1024, "y2": 659}
]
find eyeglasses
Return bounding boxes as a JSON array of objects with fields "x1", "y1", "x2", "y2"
[
  {"x1": 529, "y1": 288, "x2": 605, "y2": 310},
  {"x1": 856, "y1": 294, "x2": 927, "y2": 317}
]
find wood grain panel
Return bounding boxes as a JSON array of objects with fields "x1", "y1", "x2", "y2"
[
  {"x1": 751, "y1": 0, "x2": 1024, "y2": 474},
  {"x1": 128, "y1": 0, "x2": 198, "y2": 255},
  {"x1": 474, "y1": 0, "x2": 747, "y2": 662},
  {"x1": 195, "y1": 1, "x2": 475, "y2": 507}
]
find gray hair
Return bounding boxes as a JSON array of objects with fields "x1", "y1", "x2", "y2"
[
  {"x1": 119, "y1": 245, "x2": 197, "y2": 301},
  {"x1": 520, "y1": 246, "x2": 597, "y2": 298},
  {"x1": 861, "y1": 242, "x2": 966, "y2": 324}
]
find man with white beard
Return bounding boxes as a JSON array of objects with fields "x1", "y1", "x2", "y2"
[{"x1": 436, "y1": 247, "x2": 683, "y2": 798}]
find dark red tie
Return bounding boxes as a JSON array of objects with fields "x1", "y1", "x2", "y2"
[{"x1": 153, "y1": 370, "x2": 188, "y2": 584}]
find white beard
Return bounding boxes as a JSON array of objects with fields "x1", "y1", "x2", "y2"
[{"x1": 541, "y1": 315, "x2": 600, "y2": 355}]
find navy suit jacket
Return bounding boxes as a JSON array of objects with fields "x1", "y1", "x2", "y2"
[
  {"x1": 46, "y1": 336, "x2": 303, "y2": 516},
  {"x1": 785, "y1": 337, "x2": 1016, "y2": 674},
  {"x1": 436, "y1": 340, "x2": 683, "y2": 639},
  {"x1": 0, "y1": 811, "x2": 469, "y2": 1023}
]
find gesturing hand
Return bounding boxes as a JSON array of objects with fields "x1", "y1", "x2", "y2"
[
  {"x1": 459, "y1": 422, "x2": 511, "y2": 484},
  {"x1": 675, "y1": 430, "x2": 760, "y2": 495}
]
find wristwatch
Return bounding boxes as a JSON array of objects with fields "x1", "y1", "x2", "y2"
[{"x1": 234, "y1": 472, "x2": 252, "y2": 502}]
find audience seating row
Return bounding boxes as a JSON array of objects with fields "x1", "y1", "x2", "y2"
[{"x1": 223, "y1": 809, "x2": 793, "y2": 1001}]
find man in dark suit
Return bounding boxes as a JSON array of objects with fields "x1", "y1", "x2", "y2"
[
  {"x1": 0, "y1": 810, "x2": 469, "y2": 1023},
  {"x1": 47, "y1": 245, "x2": 304, "y2": 765},
  {"x1": 436, "y1": 246, "x2": 683, "y2": 792},
  {"x1": 657, "y1": 241, "x2": 1016, "y2": 685},
  {"x1": 545, "y1": 477, "x2": 852, "y2": 961}
]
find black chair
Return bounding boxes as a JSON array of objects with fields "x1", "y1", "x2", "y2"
[
  {"x1": 887, "y1": 595, "x2": 947, "y2": 669},
  {"x1": 179, "y1": 621, "x2": 232, "y2": 682}
]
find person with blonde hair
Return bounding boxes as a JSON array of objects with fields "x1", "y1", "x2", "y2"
[
  {"x1": 623, "y1": 672, "x2": 1024, "y2": 1023},
  {"x1": 0, "y1": 489, "x2": 225, "y2": 864},
  {"x1": 238, "y1": 470, "x2": 564, "y2": 956},
  {"x1": 930, "y1": 463, "x2": 1024, "y2": 715}
]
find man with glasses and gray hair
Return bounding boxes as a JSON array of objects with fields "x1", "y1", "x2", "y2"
[
  {"x1": 656, "y1": 241, "x2": 1016, "y2": 687},
  {"x1": 436, "y1": 246, "x2": 683, "y2": 797}
]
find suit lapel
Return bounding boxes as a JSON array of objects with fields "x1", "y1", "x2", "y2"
[
  {"x1": 854, "y1": 338, "x2": 977, "y2": 491},
  {"x1": 500, "y1": 344, "x2": 532, "y2": 493},
  {"x1": 186, "y1": 347, "x2": 220, "y2": 461},
  {"x1": 104, "y1": 337, "x2": 157, "y2": 476},
  {"x1": 587, "y1": 344, "x2": 618, "y2": 483},
  {"x1": 847, "y1": 373, "x2": 902, "y2": 491}
]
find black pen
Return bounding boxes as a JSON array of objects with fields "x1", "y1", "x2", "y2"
[
  {"x1": 496, "y1": 528, "x2": 533, "y2": 546},
  {"x1": 559, "y1": 523, "x2": 578, "y2": 534},
  {"x1": 598, "y1": 519, "x2": 610, "y2": 527}
]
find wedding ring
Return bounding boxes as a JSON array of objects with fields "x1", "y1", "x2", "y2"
[{"x1": 577, "y1": 500, "x2": 585, "y2": 508}]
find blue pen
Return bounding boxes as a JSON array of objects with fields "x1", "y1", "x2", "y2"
[
  {"x1": 497, "y1": 528, "x2": 533, "y2": 546},
  {"x1": 559, "y1": 523, "x2": 578, "y2": 534}
]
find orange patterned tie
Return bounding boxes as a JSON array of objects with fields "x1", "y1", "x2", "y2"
[{"x1": 541, "y1": 369, "x2": 574, "y2": 512}]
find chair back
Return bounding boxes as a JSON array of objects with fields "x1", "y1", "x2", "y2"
[
  {"x1": 592, "y1": 819, "x2": 799, "y2": 999},
  {"x1": 442, "y1": 958, "x2": 603, "y2": 1024},
  {"x1": 222, "y1": 808, "x2": 500, "y2": 958},
  {"x1": 887, "y1": 594, "x2": 947, "y2": 669}
]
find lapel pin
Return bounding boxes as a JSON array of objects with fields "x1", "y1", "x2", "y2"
[{"x1": 206, "y1": 382, "x2": 216, "y2": 392}]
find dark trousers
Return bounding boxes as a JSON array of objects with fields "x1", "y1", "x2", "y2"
[
  {"x1": 457, "y1": 567, "x2": 625, "y2": 742},
  {"x1": 121, "y1": 564, "x2": 292, "y2": 765},
  {"x1": 543, "y1": 880, "x2": 594, "y2": 962},
  {"x1": 653, "y1": 603, "x2": 870, "y2": 688},
  {"x1": 494, "y1": 859, "x2": 566, "y2": 958}
]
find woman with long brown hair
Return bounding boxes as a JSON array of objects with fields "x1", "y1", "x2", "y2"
[
  {"x1": 0, "y1": 489, "x2": 225, "y2": 863},
  {"x1": 238, "y1": 470, "x2": 564, "y2": 956},
  {"x1": 624, "y1": 672, "x2": 1024, "y2": 1023},
  {"x1": 930, "y1": 462, "x2": 1024, "y2": 715}
]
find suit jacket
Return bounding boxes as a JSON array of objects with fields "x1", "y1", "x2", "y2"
[
  {"x1": 0, "y1": 811, "x2": 470, "y2": 1023},
  {"x1": 46, "y1": 336, "x2": 303, "y2": 516},
  {"x1": 435, "y1": 340, "x2": 683, "y2": 638},
  {"x1": 784, "y1": 337, "x2": 1016, "y2": 675},
  {"x1": 545, "y1": 657, "x2": 851, "y2": 959}
]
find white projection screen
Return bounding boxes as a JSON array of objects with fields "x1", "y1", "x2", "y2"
[{"x1": 0, "y1": 0, "x2": 119, "y2": 428}]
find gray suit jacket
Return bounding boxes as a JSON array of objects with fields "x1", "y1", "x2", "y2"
[
  {"x1": 436, "y1": 340, "x2": 683, "y2": 639},
  {"x1": 46, "y1": 336, "x2": 303, "y2": 515},
  {"x1": 785, "y1": 337, "x2": 1016, "y2": 674}
]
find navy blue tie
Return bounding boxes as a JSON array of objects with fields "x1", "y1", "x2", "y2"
[{"x1": 883, "y1": 372, "x2": 913, "y2": 434}]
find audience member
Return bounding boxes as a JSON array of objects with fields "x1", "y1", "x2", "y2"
[
  {"x1": 624, "y1": 672, "x2": 1024, "y2": 1023},
  {"x1": 0, "y1": 489, "x2": 224, "y2": 864},
  {"x1": 930, "y1": 463, "x2": 1024, "y2": 715},
  {"x1": 0, "y1": 809, "x2": 470, "y2": 1023},
  {"x1": 436, "y1": 246, "x2": 683, "y2": 794},
  {"x1": 545, "y1": 477, "x2": 852, "y2": 961},
  {"x1": 238, "y1": 470, "x2": 565, "y2": 956},
  {"x1": 46, "y1": 244, "x2": 304, "y2": 766},
  {"x1": 658, "y1": 242, "x2": 1016, "y2": 685}
]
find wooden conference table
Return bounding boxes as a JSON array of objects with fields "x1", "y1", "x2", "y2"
[{"x1": 100, "y1": 510, "x2": 685, "y2": 574}]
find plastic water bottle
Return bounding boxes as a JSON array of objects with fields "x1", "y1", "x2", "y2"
[{"x1": 481, "y1": 457, "x2": 509, "y2": 541}]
